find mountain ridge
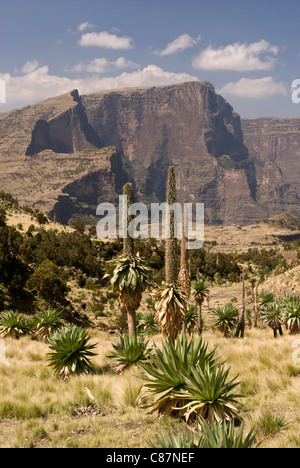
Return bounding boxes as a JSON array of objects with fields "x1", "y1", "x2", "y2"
[{"x1": 0, "y1": 81, "x2": 298, "y2": 225}]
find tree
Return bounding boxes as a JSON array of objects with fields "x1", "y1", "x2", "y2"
[
  {"x1": 153, "y1": 284, "x2": 186, "y2": 341},
  {"x1": 261, "y1": 301, "x2": 284, "y2": 338},
  {"x1": 192, "y1": 278, "x2": 210, "y2": 334},
  {"x1": 249, "y1": 277, "x2": 256, "y2": 299},
  {"x1": 165, "y1": 167, "x2": 178, "y2": 284},
  {"x1": 258, "y1": 291, "x2": 275, "y2": 309},
  {"x1": 153, "y1": 167, "x2": 186, "y2": 341},
  {"x1": 71, "y1": 218, "x2": 86, "y2": 235},
  {"x1": 109, "y1": 183, "x2": 151, "y2": 337},
  {"x1": 122, "y1": 182, "x2": 135, "y2": 258},
  {"x1": 178, "y1": 201, "x2": 191, "y2": 334},
  {"x1": 280, "y1": 294, "x2": 300, "y2": 335},
  {"x1": 211, "y1": 303, "x2": 239, "y2": 338},
  {"x1": 235, "y1": 269, "x2": 246, "y2": 338},
  {"x1": 26, "y1": 260, "x2": 69, "y2": 305},
  {"x1": 252, "y1": 278, "x2": 263, "y2": 328},
  {"x1": 110, "y1": 255, "x2": 151, "y2": 337}
]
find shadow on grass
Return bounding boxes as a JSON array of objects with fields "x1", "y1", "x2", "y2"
[{"x1": 93, "y1": 363, "x2": 115, "y2": 375}]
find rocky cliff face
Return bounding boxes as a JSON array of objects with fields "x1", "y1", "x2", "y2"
[
  {"x1": 0, "y1": 81, "x2": 286, "y2": 225},
  {"x1": 80, "y1": 82, "x2": 258, "y2": 221},
  {"x1": 242, "y1": 118, "x2": 300, "y2": 218},
  {"x1": 0, "y1": 90, "x2": 126, "y2": 223}
]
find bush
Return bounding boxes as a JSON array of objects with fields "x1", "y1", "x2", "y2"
[
  {"x1": 257, "y1": 412, "x2": 289, "y2": 436},
  {"x1": 35, "y1": 212, "x2": 49, "y2": 226},
  {"x1": 0, "y1": 311, "x2": 32, "y2": 339},
  {"x1": 149, "y1": 418, "x2": 260, "y2": 449},
  {"x1": 211, "y1": 303, "x2": 239, "y2": 337},
  {"x1": 33, "y1": 308, "x2": 63, "y2": 339},
  {"x1": 137, "y1": 335, "x2": 238, "y2": 422},
  {"x1": 21, "y1": 229, "x2": 101, "y2": 278},
  {"x1": 46, "y1": 325, "x2": 97, "y2": 379},
  {"x1": 138, "y1": 312, "x2": 160, "y2": 336},
  {"x1": 26, "y1": 260, "x2": 69, "y2": 305},
  {"x1": 107, "y1": 335, "x2": 150, "y2": 372}
]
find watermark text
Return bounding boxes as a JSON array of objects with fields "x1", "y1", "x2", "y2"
[{"x1": 96, "y1": 196, "x2": 204, "y2": 249}]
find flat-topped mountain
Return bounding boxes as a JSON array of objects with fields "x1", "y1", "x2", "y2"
[{"x1": 0, "y1": 81, "x2": 298, "y2": 225}]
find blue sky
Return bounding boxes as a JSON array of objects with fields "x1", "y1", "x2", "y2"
[{"x1": 1, "y1": 0, "x2": 300, "y2": 117}]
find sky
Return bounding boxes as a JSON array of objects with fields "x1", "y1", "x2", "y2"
[{"x1": 1, "y1": 0, "x2": 300, "y2": 117}]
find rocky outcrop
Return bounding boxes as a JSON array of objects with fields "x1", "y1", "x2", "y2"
[
  {"x1": 49, "y1": 150, "x2": 125, "y2": 224},
  {"x1": 79, "y1": 82, "x2": 264, "y2": 224},
  {"x1": 4, "y1": 82, "x2": 298, "y2": 225},
  {"x1": 25, "y1": 90, "x2": 102, "y2": 155},
  {"x1": 242, "y1": 118, "x2": 300, "y2": 217}
]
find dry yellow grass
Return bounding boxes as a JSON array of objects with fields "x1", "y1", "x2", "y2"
[
  {"x1": 204, "y1": 221, "x2": 299, "y2": 254},
  {"x1": 0, "y1": 325, "x2": 299, "y2": 448},
  {"x1": 261, "y1": 265, "x2": 300, "y2": 297},
  {"x1": 5, "y1": 209, "x2": 74, "y2": 234}
]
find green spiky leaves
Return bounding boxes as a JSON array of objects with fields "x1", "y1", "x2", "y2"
[
  {"x1": 110, "y1": 255, "x2": 152, "y2": 295},
  {"x1": 0, "y1": 311, "x2": 32, "y2": 338},
  {"x1": 149, "y1": 418, "x2": 259, "y2": 449},
  {"x1": 46, "y1": 325, "x2": 97, "y2": 379},
  {"x1": 107, "y1": 334, "x2": 150, "y2": 372},
  {"x1": 137, "y1": 335, "x2": 241, "y2": 423}
]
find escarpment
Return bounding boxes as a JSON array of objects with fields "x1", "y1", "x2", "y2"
[{"x1": 1, "y1": 82, "x2": 299, "y2": 225}]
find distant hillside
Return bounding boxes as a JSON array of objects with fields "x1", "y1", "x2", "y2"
[
  {"x1": 0, "y1": 82, "x2": 265, "y2": 225},
  {"x1": 263, "y1": 213, "x2": 300, "y2": 231},
  {"x1": 1, "y1": 82, "x2": 300, "y2": 225},
  {"x1": 242, "y1": 118, "x2": 300, "y2": 219}
]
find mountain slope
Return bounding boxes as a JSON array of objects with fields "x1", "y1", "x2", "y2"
[
  {"x1": 0, "y1": 82, "x2": 268, "y2": 224},
  {"x1": 242, "y1": 118, "x2": 300, "y2": 218}
]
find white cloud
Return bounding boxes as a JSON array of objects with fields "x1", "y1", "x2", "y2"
[
  {"x1": 0, "y1": 63, "x2": 199, "y2": 111},
  {"x1": 76, "y1": 22, "x2": 94, "y2": 33},
  {"x1": 218, "y1": 76, "x2": 287, "y2": 99},
  {"x1": 21, "y1": 60, "x2": 40, "y2": 74},
  {"x1": 78, "y1": 31, "x2": 134, "y2": 50},
  {"x1": 192, "y1": 40, "x2": 279, "y2": 72},
  {"x1": 95, "y1": 65, "x2": 199, "y2": 89},
  {"x1": 69, "y1": 57, "x2": 139, "y2": 74},
  {"x1": 155, "y1": 33, "x2": 201, "y2": 56},
  {"x1": 114, "y1": 57, "x2": 139, "y2": 69}
]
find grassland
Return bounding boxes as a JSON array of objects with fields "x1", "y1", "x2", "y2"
[
  {"x1": 1, "y1": 205, "x2": 300, "y2": 448},
  {"x1": 0, "y1": 317, "x2": 299, "y2": 448}
]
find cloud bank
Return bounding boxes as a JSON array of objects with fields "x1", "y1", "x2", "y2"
[
  {"x1": 0, "y1": 62, "x2": 199, "y2": 111},
  {"x1": 219, "y1": 76, "x2": 287, "y2": 99},
  {"x1": 193, "y1": 40, "x2": 279, "y2": 71},
  {"x1": 78, "y1": 31, "x2": 134, "y2": 50}
]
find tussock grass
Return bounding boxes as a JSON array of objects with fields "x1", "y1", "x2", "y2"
[
  {"x1": 204, "y1": 328, "x2": 300, "y2": 447},
  {"x1": 0, "y1": 328, "x2": 299, "y2": 447}
]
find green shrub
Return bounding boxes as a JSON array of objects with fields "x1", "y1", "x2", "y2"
[
  {"x1": 33, "y1": 307, "x2": 63, "y2": 338},
  {"x1": 137, "y1": 335, "x2": 235, "y2": 422},
  {"x1": 46, "y1": 325, "x2": 97, "y2": 379},
  {"x1": 149, "y1": 418, "x2": 259, "y2": 449},
  {"x1": 138, "y1": 312, "x2": 160, "y2": 336},
  {"x1": 211, "y1": 303, "x2": 239, "y2": 337},
  {"x1": 257, "y1": 412, "x2": 289, "y2": 436},
  {"x1": 26, "y1": 260, "x2": 69, "y2": 306},
  {"x1": 0, "y1": 311, "x2": 32, "y2": 338},
  {"x1": 107, "y1": 335, "x2": 150, "y2": 372}
]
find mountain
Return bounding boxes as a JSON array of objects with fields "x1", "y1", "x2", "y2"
[
  {"x1": 0, "y1": 81, "x2": 297, "y2": 226},
  {"x1": 242, "y1": 118, "x2": 300, "y2": 218}
]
